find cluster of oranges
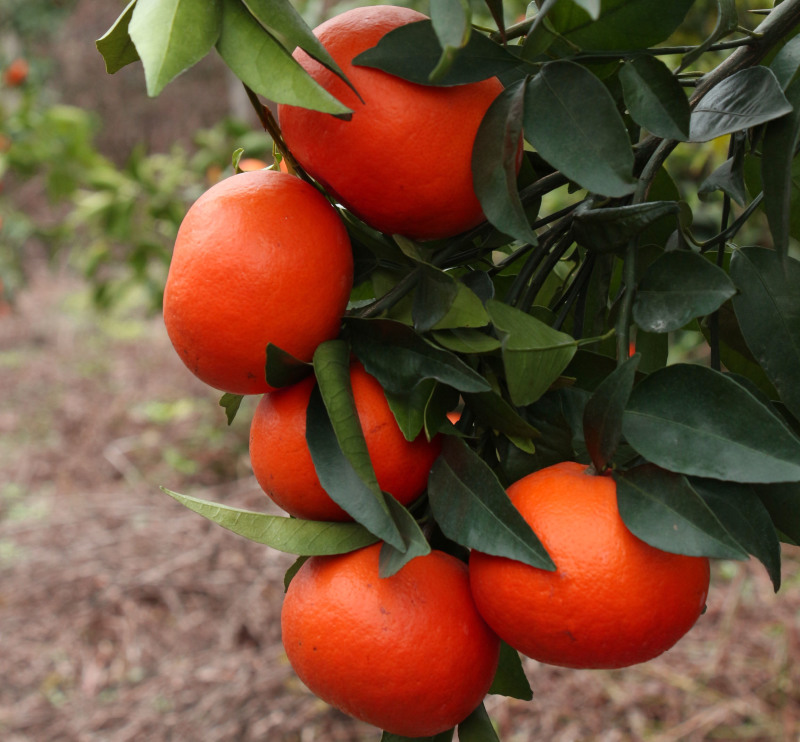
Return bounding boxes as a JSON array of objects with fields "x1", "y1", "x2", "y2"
[{"x1": 161, "y1": 5, "x2": 711, "y2": 737}]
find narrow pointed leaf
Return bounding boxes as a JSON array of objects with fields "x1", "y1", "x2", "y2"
[
  {"x1": 96, "y1": 0, "x2": 140, "y2": 74},
  {"x1": 524, "y1": 61, "x2": 636, "y2": 197},
  {"x1": 432, "y1": 328, "x2": 502, "y2": 354},
  {"x1": 769, "y1": 34, "x2": 800, "y2": 90},
  {"x1": 730, "y1": 247, "x2": 800, "y2": 421},
  {"x1": 613, "y1": 467, "x2": 749, "y2": 559},
  {"x1": 458, "y1": 703, "x2": 500, "y2": 742},
  {"x1": 689, "y1": 66, "x2": 792, "y2": 142},
  {"x1": 487, "y1": 641, "x2": 533, "y2": 700},
  {"x1": 754, "y1": 481, "x2": 800, "y2": 544},
  {"x1": 462, "y1": 390, "x2": 541, "y2": 440},
  {"x1": 219, "y1": 393, "x2": 243, "y2": 425},
  {"x1": 633, "y1": 250, "x2": 737, "y2": 333},
  {"x1": 698, "y1": 151, "x2": 748, "y2": 206},
  {"x1": 378, "y1": 494, "x2": 432, "y2": 578},
  {"x1": 619, "y1": 56, "x2": 690, "y2": 140},
  {"x1": 572, "y1": 201, "x2": 679, "y2": 253},
  {"x1": 623, "y1": 364, "x2": 800, "y2": 483},
  {"x1": 161, "y1": 488, "x2": 377, "y2": 554},
  {"x1": 265, "y1": 342, "x2": 312, "y2": 388},
  {"x1": 428, "y1": 437, "x2": 555, "y2": 569},
  {"x1": 384, "y1": 378, "x2": 438, "y2": 442},
  {"x1": 428, "y1": 0, "x2": 471, "y2": 82},
  {"x1": 129, "y1": 0, "x2": 221, "y2": 97},
  {"x1": 679, "y1": 0, "x2": 738, "y2": 71},
  {"x1": 583, "y1": 354, "x2": 640, "y2": 472}
]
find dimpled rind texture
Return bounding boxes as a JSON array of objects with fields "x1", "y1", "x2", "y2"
[
  {"x1": 162, "y1": 170, "x2": 353, "y2": 395},
  {"x1": 249, "y1": 361, "x2": 443, "y2": 521},
  {"x1": 277, "y1": 5, "x2": 506, "y2": 241},
  {"x1": 469, "y1": 461, "x2": 711, "y2": 670},
  {"x1": 281, "y1": 544, "x2": 500, "y2": 737}
]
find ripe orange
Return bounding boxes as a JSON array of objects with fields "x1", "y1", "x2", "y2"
[
  {"x1": 237, "y1": 157, "x2": 268, "y2": 172},
  {"x1": 282, "y1": 543, "x2": 500, "y2": 736},
  {"x1": 249, "y1": 360, "x2": 442, "y2": 521},
  {"x1": 163, "y1": 170, "x2": 353, "y2": 395},
  {"x1": 3, "y1": 58, "x2": 29, "y2": 87},
  {"x1": 469, "y1": 461, "x2": 711, "y2": 669},
  {"x1": 277, "y1": 5, "x2": 509, "y2": 241}
]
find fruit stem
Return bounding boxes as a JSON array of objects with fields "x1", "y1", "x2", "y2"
[{"x1": 243, "y1": 84, "x2": 300, "y2": 173}]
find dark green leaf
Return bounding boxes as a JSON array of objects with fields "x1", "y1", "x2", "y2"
[
  {"x1": 754, "y1": 481, "x2": 800, "y2": 544},
  {"x1": 96, "y1": 0, "x2": 140, "y2": 74},
  {"x1": 690, "y1": 477, "x2": 781, "y2": 591},
  {"x1": 383, "y1": 378, "x2": 437, "y2": 442},
  {"x1": 161, "y1": 487, "x2": 377, "y2": 554},
  {"x1": 413, "y1": 267, "x2": 489, "y2": 333},
  {"x1": 731, "y1": 247, "x2": 800, "y2": 421},
  {"x1": 634, "y1": 329, "x2": 669, "y2": 374},
  {"x1": 219, "y1": 392, "x2": 243, "y2": 425},
  {"x1": 463, "y1": 390, "x2": 541, "y2": 440},
  {"x1": 432, "y1": 328, "x2": 502, "y2": 354},
  {"x1": 265, "y1": 342, "x2": 312, "y2": 388},
  {"x1": 573, "y1": 201, "x2": 679, "y2": 253},
  {"x1": 769, "y1": 34, "x2": 800, "y2": 90},
  {"x1": 698, "y1": 150, "x2": 748, "y2": 206},
  {"x1": 428, "y1": 437, "x2": 555, "y2": 569},
  {"x1": 613, "y1": 467, "x2": 749, "y2": 559},
  {"x1": 381, "y1": 730, "x2": 454, "y2": 742},
  {"x1": 216, "y1": 0, "x2": 349, "y2": 114},
  {"x1": 524, "y1": 62, "x2": 636, "y2": 197},
  {"x1": 458, "y1": 703, "x2": 499, "y2": 742},
  {"x1": 487, "y1": 300, "x2": 577, "y2": 406},
  {"x1": 679, "y1": 0, "x2": 739, "y2": 71},
  {"x1": 378, "y1": 495, "x2": 432, "y2": 578},
  {"x1": 354, "y1": 19, "x2": 524, "y2": 86},
  {"x1": 129, "y1": 0, "x2": 221, "y2": 97},
  {"x1": 633, "y1": 250, "x2": 737, "y2": 333},
  {"x1": 623, "y1": 364, "x2": 800, "y2": 483},
  {"x1": 283, "y1": 556, "x2": 307, "y2": 591},
  {"x1": 347, "y1": 318, "x2": 491, "y2": 395},
  {"x1": 583, "y1": 354, "x2": 640, "y2": 472},
  {"x1": 689, "y1": 66, "x2": 792, "y2": 142},
  {"x1": 473, "y1": 80, "x2": 537, "y2": 244},
  {"x1": 619, "y1": 56, "x2": 690, "y2": 141},
  {"x1": 428, "y1": 0, "x2": 471, "y2": 82},
  {"x1": 487, "y1": 641, "x2": 533, "y2": 700}
]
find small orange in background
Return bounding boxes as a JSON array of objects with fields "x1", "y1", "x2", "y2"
[
  {"x1": 163, "y1": 170, "x2": 353, "y2": 395},
  {"x1": 249, "y1": 360, "x2": 442, "y2": 521},
  {"x1": 281, "y1": 543, "x2": 500, "y2": 737},
  {"x1": 277, "y1": 5, "x2": 511, "y2": 241},
  {"x1": 469, "y1": 461, "x2": 711, "y2": 670},
  {"x1": 3, "y1": 58, "x2": 29, "y2": 87},
  {"x1": 237, "y1": 157, "x2": 268, "y2": 172}
]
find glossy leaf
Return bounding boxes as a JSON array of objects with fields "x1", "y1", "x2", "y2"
[
  {"x1": 572, "y1": 201, "x2": 679, "y2": 253},
  {"x1": 731, "y1": 247, "x2": 800, "y2": 422},
  {"x1": 583, "y1": 354, "x2": 640, "y2": 472},
  {"x1": 755, "y1": 481, "x2": 800, "y2": 544},
  {"x1": 769, "y1": 33, "x2": 800, "y2": 90},
  {"x1": 487, "y1": 300, "x2": 577, "y2": 406},
  {"x1": 689, "y1": 66, "x2": 792, "y2": 142},
  {"x1": 216, "y1": 0, "x2": 349, "y2": 114},
  {"x1": 698, "y1": 150, "x2": 747, "y2": 206},
  {"x1": 679, "y1": 0, "x2": 738, "y2": 71},
  {"x1": 524, "y1": 62, "x2": 636, "y2": 198},
  {"x1": 383, "y1": 378, "x2": 437, "y2": 442},
  {"x1": 265, "y1": 342, "x2": 312, "y2": 388},
  {"x1": 428, "y1": 0, "x2": 471, "y2": 82},
  {"x1": 347, "y1": 318, "x2": 491, "y2": 395},
  {"x1": 432, "y1": 328, "x2": 502, "y2": 354},
  {"x1": 218, "y1": 392, "x2": 243, "y2": 425},
  {"x1": 623, "y1": 364, "x2": 800, "y2": 483},
  {"x1": 96, "y1": 0, "x2": 140, "y2": 74},
  {"x1": 614, "y1": 466, "x2": 749, "y2": 559},
  {"x1": 690, "y1": 477, "x2": 781, "y2": 590},
  {"x1": 462, "y1": 389, "x2": 541, "y2": 440},
  {"x1": 413, "y1": 266, "x2": 489, "y2": 333},
  {"x1": 633, "y1": 250, "x2": 737, "y2": 333},
  {"x1": 458, "y1": 703, "x2": 500, "y2": 742},
  {"x1": 428, "y1": 437, "x2": 555, "y2": 569},
  {"x1": 162, "y1": 487, "x2": 377, "y2": 555},
  {"x1": 619, "y1": 56, "x2": 690, "y2": 141},
  {"x1": 473, "y1": 80, "x2": 536, "y2": 244},
  {"x1": 487, "y1": 641, "x2": 533, "y2": 700},
  {"x1": 378, "y1": 495, "x2": 432, "y2": 578},
  {"x1": 129, "y1": 0, "x2": 221, "y2": 97}
]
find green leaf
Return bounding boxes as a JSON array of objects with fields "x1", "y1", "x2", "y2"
[
  {"x1": 473, "y1": 80, "x2": 537, "y2": 244},
  {"x1": 613, "y1": 466, "x2": 749, "y2": 559},
  {"x1": 347, "y1": 318, "x2": 491, "y2": 395},
  {"x1": 96, "y1": 0, "x2": 140, "y2": 74},
  {"x1": 383, "y1": 378, "x2": 437, "y2": 442},
  {"x1": 619, "y1": 56, "x2": 690, "y2": 141},
  {"x1": 769, "y1": 34, "x2": 800, "y2": 90},
  {"x1": 623, "y1": 364, "x2": 800, "y2": 483},
  {"x1": 689, "y1": 66, "x2": 792, "y2": 142},
  {"x1": 462, "y1": 390, "x2": 541, "y2": 440},
  {"x1": 283, "y1": 556, "x2": 307, "y2": 591},
  {"x1": 487, "y1": 641, "x2": 533, "y2": 700},
  {"x1": 487, "y1": 299, "x2": 577, "y2": 406},
  {"x1": 413, "y1": 266, "x2": 489, "y2": 333},
  {"x1": 690, "y1": 477, "x2": 781, "y2": 591},
  {"x1": 572, "y1": 201, "x2": 680, "y2": 253},
  {"x1": 679, "y1": 0, "x2": 739, "y2": 72},
  {"x1": 428, "y1": 0, "x2": 472, "y2": 83},
  {"x1": 354, "y1": 19, "x2": 524, "y2": 86},
  {"x1": 129, "y1": 0, "x2": 221, "y2": 97},
  {"x1": 633, "y1": 250, "x2": 737, "y2": 333},
  {"x1": 428, "y1": 437, "x2": 555, "y2": 569},
  {"x1": 216, "y1": 0, "x2": 350, "y2": 114},
  {"x1": 265, "y1": 342, "x2": 312, "y2": 388},
  {"x1": 698, "y1": 149, "x2": 748, "y2": 206},
  {"x1": 731, "y1": 247, "x2": 800, "y2": 422},
  {"x1": 377, "y1": 495, "x2": 432, "y2": 578},
  {"x1": 161, "y1": 487, "x2": 377, "y2": 554},
  {"x1": 218, "y1": 392, "x2": 243, "y2": 425},
  {"x1": 583, "y1": 354, "x2": 640, "y2": 472},
  {"x1": 754, "y1": 481, "x2": 800, "y2": 544},
  {"x1": 432, "y1": 328, "x2": 502, "y2": 354},
  {"x1": 458, "y1": 703, "x2": 499, "y2": 742},
  {"x1": 433, "y1": 280, "x2": 491, "y2": 331},
  {"x1": 524, "y1": 61, "x2": 636, "y2": 198}
]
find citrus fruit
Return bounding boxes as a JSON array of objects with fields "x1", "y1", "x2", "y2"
[
  {"x1": 281, "y1": 543, "x2": 500, "y2": 736},
  {"x1": 249, "y1": 360, "x2": 442, "y2": 521},
  {"x1": 3, "y1": 58, "x2": 29, "y2": 87},
  {"x1": 277, "y1": 5, "x2": 509, "y2": 241},
  {"x1": 163, "y1": 169, "x2": 353, "y2": 395},
  {"x1": 237, "y1": 157, "x2": 268, "y2": 171},
  {"x1": 469, "y1": 461, "x2": 711, "y2": 669}
]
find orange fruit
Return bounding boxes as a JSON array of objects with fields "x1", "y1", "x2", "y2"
[
  {"x1": 237, "y1": 157, "x2": 269, "y2": 172},
  {"x1": 469, "y1": 461, "x2": 711, "y2": 669},
  {"x1": 282, "y1": 543, "x2": 500, "y2": 736},
  {"x1": 4, "y1": 58, "x2": 29, "y2": 87},
  {"x1": 250, "y1": 360, "x2": 442, "y2": 521},
  {"x1": 277, "y1": 5, "x2": 509, "y2": 241},
  {"x1": 163, "y1": 170, "x2": 353, "y2": 395}
]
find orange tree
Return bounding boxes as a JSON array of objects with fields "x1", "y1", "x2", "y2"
[{"x1": 98, "y1": 1, "x2": 800, "y2": 739}]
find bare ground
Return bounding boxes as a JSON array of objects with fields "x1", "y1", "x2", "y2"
[{"x1": 1, "y1": 268, "x2": 799, "y2": 742}]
